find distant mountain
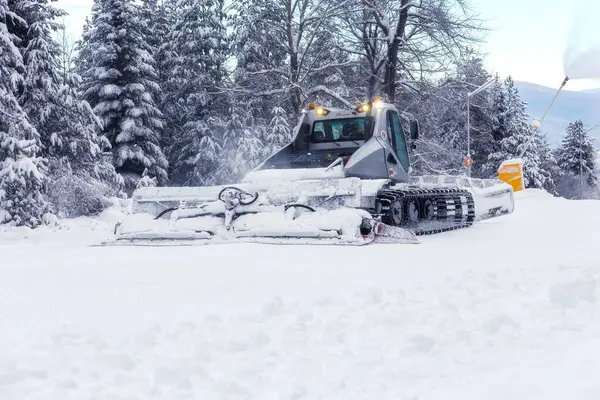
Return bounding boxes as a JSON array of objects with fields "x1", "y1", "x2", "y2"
[
  {"x1": 581, "y1": 88, "x2": 600, "y2": 94},
  {"x1": 514, "y1": 80, "x2": 600, "y2": 147}
]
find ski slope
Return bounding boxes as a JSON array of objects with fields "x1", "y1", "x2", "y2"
[{"x1": 2, "y1": 189, "x2": 600, "y2": 399}]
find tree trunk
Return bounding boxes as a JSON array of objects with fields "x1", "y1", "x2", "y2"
[
  {"x1": 382, "y1": 0, "x2": 409, "y2": 103},
  {"x1": 286, "y1": 0, "x2": 302, "y2": 115}
]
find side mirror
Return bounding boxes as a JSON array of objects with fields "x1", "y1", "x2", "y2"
[{"x1": 410, "y1": 120, "x2": 419, "y2": 140}]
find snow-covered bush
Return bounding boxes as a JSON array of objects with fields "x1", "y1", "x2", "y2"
[
  {"x1": 0, "y1": 155, "x2": 49, "y2": 227},
  {"x1": 45, "y1": 172, "x2": 113, "y2": 218}
]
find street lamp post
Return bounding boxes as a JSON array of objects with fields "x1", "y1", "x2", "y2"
[{"x1": 466, "y1": 77, "x2": 497, "y2": 177}]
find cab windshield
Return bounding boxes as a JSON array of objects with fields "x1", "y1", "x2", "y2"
[{"x1": 310, "y1": 118, "x2": 366, "y2": 143}]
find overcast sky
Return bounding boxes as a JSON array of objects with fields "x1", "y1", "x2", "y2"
[
  {"x1": 56, "y1": 0, "x2": 92, "y2": 33},
  {"x1": 57, "y1": 0, "x2": 600, "y2": 91}
]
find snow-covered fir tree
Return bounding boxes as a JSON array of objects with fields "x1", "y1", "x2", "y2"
[
  {"x1": 525, "y1": 130, "x2": 555, "y2": 189},
  {"x1": 139, "y1": 0, "x2": 176, "y2": 149},
  {"x1": 263, "y1": 106, "x2": 291, "y2": 158},
  {"x1": 219, "y1": 106, "x2": 264, "y2": 181},
  {"x1": 229, "y1": 0, "x2": 289, "y2": 119},
  {"x1": 161, "y1": 0, "x2": 229, "y2": 185},
  {"x1": 44, "y1": 73, "x2": 125, "y2": 203},
  {"x1": 73, "y1": 16, "x2": 92, "y2": 80},
  {"x1": 537, "y1": 132, "x2": 561, "y2": 195},
  {"x1": 6, "y1": 0, "x2": 65, "y2": 142},
  {"x1": 139, "y1": 0, "x2": 163, "y2": 55},
  {"x1": 487, "y1": 76, "x2": 549, "y2": 188},
  {"x1": 0, "y1": 0, "x2": 49, "y2": 227},
  {"x1": 556, "y1": 120, "x2": 598, "y2": 198},
  {"x1": 7, "y1": 0, "x2": 123, "y2": 216},
  {"x1": 490, "y1": 76, "x2": 508, "y2": 142},
  {"x1": 174, "y1": 117, "x2": 223, "y2": 186},
  {"x1": 138, "y1": 1, "x2": 173, "y2": 124},
  {"x1": 79, "y1": 0, "x2": 168, "y2": 192}
]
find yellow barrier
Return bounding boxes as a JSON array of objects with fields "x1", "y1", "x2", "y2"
[{"x1": 498, "y1": 158, "x2": 524, "y2": 192}]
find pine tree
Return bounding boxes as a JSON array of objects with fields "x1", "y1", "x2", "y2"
[
  {"x1": 162, "y1": 0, "x2": 229, "y2": 185},
  {"x1": 7, "y1": 0, "x2": 64, "y2": 143},
  {"x1": 140, "y1": 0, "x2": 180, "y2": 152},
  {"x1": 557, "y1": 120, "x2": 598, "y2": 193},
  {"x1": 523, "y1": 130, "x2": 553, "y2": 189},
  {"x1": 7, "y1": 0, "x2": 123, "y2": 214},
  {"x1": 80, "y1": 0, "x2": 168, "y2": 192},
  {"x1": 220, "y1": 107, "x2": 264, "y2": 181},
  {"x1": 229, "y1": 0, "x2": 287, "y2": 119},
  {"x1": 538, "y1": 133, "x2": 561, "y2": 195},
  {"x1": 264, "y1": 106, "x2": 291, "y2": 157},
  {"x1": 74, "y1": 16, "x2": 93, "y2": 80},
  {"x1": 490, "y1": 79, "x2": 508, "y2": 142},
  {"x1": 0, "y1": 1, "x2": 49, "y2": 227},
  {"x1": 234, "y1": 127, "x2": 264, "y2": 180},
  {"x1": 139, "y1": 0, "x2": 161, "y2": 52},
  {"x1": 487, "y1": 76, "x2": 548, "y2": 188},
  {"x1": 170, "y1": 117, "x2": 223, "y2": 186},
  {"x1": 47, "y1": 74, "x2": 123, "y2": 188}
]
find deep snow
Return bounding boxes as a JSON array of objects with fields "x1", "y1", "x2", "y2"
[{"x1": 1, "y1": 189, "x2": 600, "y2": 399}]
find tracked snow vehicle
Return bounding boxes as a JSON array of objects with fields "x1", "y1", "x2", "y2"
[{"x1": 106, "y1": 99, "x2": 514, "y2": 246}]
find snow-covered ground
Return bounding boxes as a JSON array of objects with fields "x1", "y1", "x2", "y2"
[{"x1": 2, "y1": 189, "x2": 600, "y2": 399}]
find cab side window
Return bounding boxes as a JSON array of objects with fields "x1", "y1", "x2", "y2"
[
  {"x1": 387, "y1": 111, "x2": 410, "y2": 170},
  {"x1": 385, "y1": 114, "x2": 393, "y2": 143},
  {"x1": 312, "y1": 122, "x2": 326, "y2": 142}
]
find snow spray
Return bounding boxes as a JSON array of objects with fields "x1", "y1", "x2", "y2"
[
  {"x1": 518, "y1": 0, "x2": 600, "y2": 158},
  {"x1": 563, "y1": 0, "x2": 600, "y2": 80}
]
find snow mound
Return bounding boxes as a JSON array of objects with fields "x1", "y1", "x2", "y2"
[{"x1": 0, "y1": 197, "x2": 129, "y2": 246}]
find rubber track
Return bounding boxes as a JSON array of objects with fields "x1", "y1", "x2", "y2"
[{"x1": 373, "y1": 187, "x2": 476, "y2": 236}]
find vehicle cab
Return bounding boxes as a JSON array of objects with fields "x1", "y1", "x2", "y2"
[{"x1": 260, "y1": 98, "x2": 419, "y2": 183}]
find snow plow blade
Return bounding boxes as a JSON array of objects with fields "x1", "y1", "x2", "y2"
[
  {"x1": 100, "y1": 218, "x2": 418, "y2": 247},
  {"x1": 99, "y1": 192, "x2": 419, "y2": 248},
  {"x1": 94, "y1": 180, "x2": 419, "y2": 247}
]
